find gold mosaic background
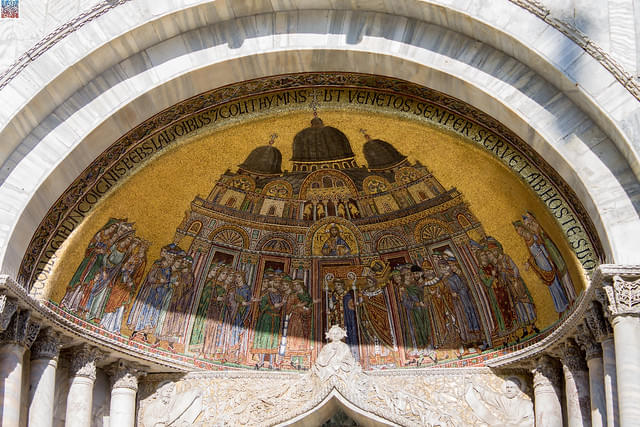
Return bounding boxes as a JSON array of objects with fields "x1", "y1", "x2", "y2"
[{"x1": 47, "y1": 110, "x2": 586, "y2": 328}]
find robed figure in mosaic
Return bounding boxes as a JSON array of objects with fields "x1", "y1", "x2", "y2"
[
  {"x1": 158, "y1": 256, "x2": 196, "y2": 346},
  {"x1": 281, "y1": 279, "x2": 313, "y2": 368},
  {"x1": 251, "y1": 270, "x2": 287, "y2": 368},
  {"x1": 357, "y1": 276, "x2": 398, "y2": 367},
  {"x1": 224, "y1": 271, "x2": 253, "y2": 362},
  {"x1": 100, "y1": 238, "x2": 149, "y2": 333},
  {"x1": 327, "y1": 278, "x2": 360, "y2": 362},
  {"x1": 60, "y1": 219, "x2": 129, "y2": 311},
  {"x1": 85, "y1": 232, "x2": 136, "y2": 322},
  {"x1": 513, "y1": 220, "x2": 569, "y2": 315},
  {"x1": 127, "y1": 244, "x2": 181, "y2": 337},
  {"x1": 396, "y1": 266, "x2": 431, "y2": 354}
]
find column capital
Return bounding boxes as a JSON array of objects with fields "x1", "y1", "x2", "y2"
[
  {"x1": 602, "y1": 275, "x2": 640, "y2": 317},
  {"x1": 585, "y1": 300, "x2": 613, "y2": 342},
  {"x1": 560, "y1": 339, "x2": 588, "y2": 372},
  {"x1": 30, "y1": 327, "x2": 63, "y2": 361},
  {"x1": 0, "y1": 292, "x2": 18, "y2": 331},
  {"x1": 107, "y1": 360, "x2": 146, "y2": 391},
  {"x1": 574, "y1": 323, "x2": 602, "y2": 361},
  {"x1": 66, "y1": 345, "x2": 104, "y2": 381},
  {"x1": 0, "y1": 308, "x2": 40, "y2": 349},
  {"x1": 532, "y1": 354, "x2": 563, "y2": 390}
]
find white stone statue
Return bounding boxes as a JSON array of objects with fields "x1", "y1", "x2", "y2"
[
  {"x1": 141, "y1": 381, "x2": 203, "y2": 427},
  {"x1": 311, "y1": 325, "x2": 362, "y2": 382},
  {"x1": 465, "y1": 376, "x2": 534, "y2": 427}
]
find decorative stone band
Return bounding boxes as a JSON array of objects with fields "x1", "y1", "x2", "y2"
[
  {"x1": 107, "y1": 360, "x2": 146, "y2": 391},
  {"x1": 30, "y1": 327, "x2": 63, "y2": 361},
  {"x1": 603, "y1": 275, "x2": 640, "y2": 317},
  {"x1": 67, "y1": 344, "x2": 104, "y2": 381},
  {"x1": 0, "y1": 308, "x2": 40, "y2": 349}
]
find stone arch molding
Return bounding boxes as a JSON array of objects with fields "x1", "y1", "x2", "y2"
[{"x1": 1, "y1": 0, "x2": 640, "y2": 283}]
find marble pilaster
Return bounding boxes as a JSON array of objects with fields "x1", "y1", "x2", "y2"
[
  {"x1": 107, "y1": 360, "x2": 145, "y2": 427},
  {"x1": 64, "y1": 345, "x2": 103, "y2": 427},
  {"x1": 575, "y1": 323, "x2": 605, "y2": 427},
  {"x1": 532, "y1": 355, "x2": 563, "y2": 427},
  {"x1": 602, "y1": 275, "x2": 640, "y2": 426},
  {"x1": 0, "y1": 308, "x2": 40, "y2": 427},
  {"x1": 28, "y1": 328, "x2": 62, "y2": 427},
  {"x1": 562, "y1": 340, "x2": 591, "y2": 427}
]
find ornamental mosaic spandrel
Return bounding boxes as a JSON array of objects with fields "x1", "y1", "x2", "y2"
[{"x1": 46, "y1": 109, "x2": 586, "y2": 371}]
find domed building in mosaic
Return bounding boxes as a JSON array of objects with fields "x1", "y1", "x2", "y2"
[{"x1": 156, "y1": 115, "x2": 546, "y2": 370}]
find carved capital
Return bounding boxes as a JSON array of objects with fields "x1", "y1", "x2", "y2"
[
  {"x1": 0, "y1": 308, "x2": 40, "y2": 349},
  {"x1": 574, "y1": 323, "x2": 602, "y2": 361},
  {"x1": 532, "y1": 355, "x2": 562, "y2": 391},
  {"x1": 107, "y1": 360, "x2": 145, "y2": 391},
  {"x1": 67, "y1": 345, "x2": 103, "y2": 381},
  {"x1": 561, "y1": 340, "x2": 588, "y2": 372},
  {"x1": 30, "y1": 328, "x2": 63, "y2": 361},
  {"x1": 603, "y1": 275, "x2": 640, "y2": 317},
  {"x1": 585, "y1": 300, "x2": 612, "y2": 341},
  {"x1": 0, "y1": 292, "x2": 18, "y2": 331}
]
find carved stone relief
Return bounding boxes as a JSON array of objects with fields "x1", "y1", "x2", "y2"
[{"x1": 138, "y1": 326, "x2": 533, "y2": 426}]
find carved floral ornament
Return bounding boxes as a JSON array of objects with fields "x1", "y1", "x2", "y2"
[
  {"x1": 67, "y1": 345, "x2": 104, "y2": 381},
  {"x1": 603, "y1": 275, "x2": 640, "y2": 316}
]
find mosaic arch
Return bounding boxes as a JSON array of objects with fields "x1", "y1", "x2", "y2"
[{"x1": 23, "y1": 73, "x2": 603, "y2": 371}]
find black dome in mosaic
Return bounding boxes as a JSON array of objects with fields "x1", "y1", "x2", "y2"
[
  {"x1": 239, "y1": 145, "x2": 282, "y2": 175},
  {"x1": 292, "y1": 117, "x2": 355, "y2": 162},
  {"x1": 363, "y1": 138, "x2": 407, "y2": 170}
]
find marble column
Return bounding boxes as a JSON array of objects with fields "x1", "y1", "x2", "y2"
[
  {"x1": 586, "y1": 299, "x2": 618, "y2": 427},
  {"x1": 0, "y1": 309, "x2": 40, "y2": 427},
  {"x1": 602, "y1": 275, "x2": 640, "y2": 426},
  {"x1": 575, "y1": 324, "x2": 606, "y2": 427},
  {"x1": 107, "y1": 361, "x2": 145, "y2": 427},
  {"x1": 28, "y1": 328, "x2": 62, "y2": 427},
  {"x1": 562, "y1": 340, "x2": 591, "y2": 427},
  {"x1": 532, "y1": 355, "x2": 563, "y2": 427},
  {"x1": 601, "y1": 337, "x2": 618, "y2": 426},
  {"x1": 64, "y1": 345, "x2": 103, "y2": 427}
]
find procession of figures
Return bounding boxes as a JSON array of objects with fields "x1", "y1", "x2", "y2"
[
  {"x1": 57, "y1": 118, "x2": 578, "y2": 370},
  {"x1": 58, "y1": 208, "x2": 575, "y2": 370}
]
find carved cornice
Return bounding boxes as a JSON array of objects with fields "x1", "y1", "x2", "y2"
[
  {"x1": 30, "y1": 327, "x2": 63, "y2": 360},
  {"x1": 0, "y1": 308, "x2": 40, "y2": 349},
  {"x1": 66, "y1": 345, "x2": 104, "y2": 381},
  {"x1": 107, "y1": 360, "x2": 146, "y2": 391}
]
